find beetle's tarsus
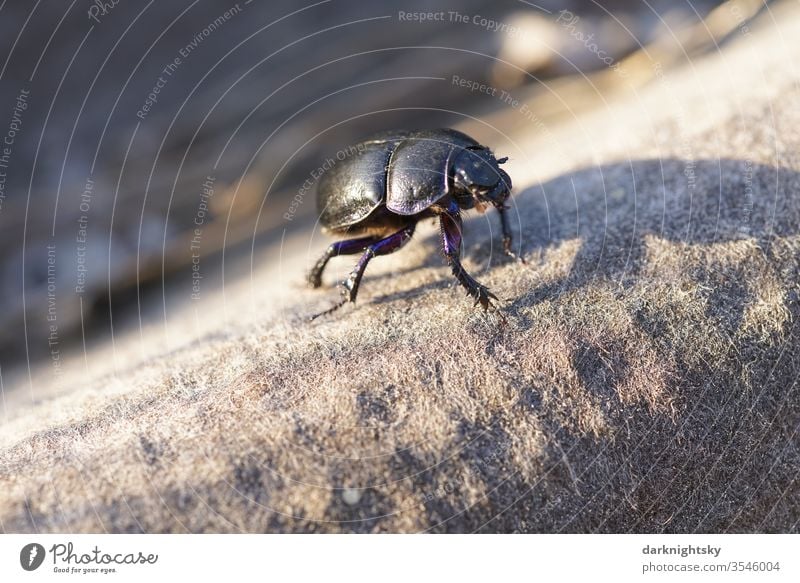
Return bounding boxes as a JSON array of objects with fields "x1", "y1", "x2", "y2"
[
  {"x1": 340, "y1": 272, "x2": 361, "y2": 303},
  {"x1": 502, "y1": 235, "x2": 527, "y2": 264},
  {"x1": 451, "y1": 261, "x2": 497, "y2": 310},
  {"x1": 497, "y1": 205, "x2": 526, "y2": 264},
  {"x1": 308, "y1": 298, "x2": 348, "y2": 321},
  {"x1": 307, "y1": 267, "x2": 325, "y2": 289},
  {"x1": 307, "y1": 246, "x2": 336, "y2": 290}
]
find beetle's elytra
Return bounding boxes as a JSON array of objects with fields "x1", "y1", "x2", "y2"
[{"x1": 308, "y1": 128, "x2": 521, "y2": 319}]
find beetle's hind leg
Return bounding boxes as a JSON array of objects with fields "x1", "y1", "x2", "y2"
[
  {"x1": 307, "y1": 234, "x2": 378, "y2": 288},
  {"x1": 309, "y1": 224, "x2": 416, "y2": 320},
  {"x1": 342, "y1": 224, "x2": 415, "y2": 302},
  {"x1": 440, "y1": 212, "x2": 498, "y2": 311}
]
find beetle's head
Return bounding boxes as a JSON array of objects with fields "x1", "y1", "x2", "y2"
[{"x1": 452, "y1": 147, "x2": 512, "y2": 211}]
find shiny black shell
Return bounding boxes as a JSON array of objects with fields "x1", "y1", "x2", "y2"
[{"x1": 317, "y1": 128, "x2": 480, "y2": 230}]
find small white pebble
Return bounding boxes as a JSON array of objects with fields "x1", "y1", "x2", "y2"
[{"x1": 342, "y1": 488, "x2": 361, "y2": 506}]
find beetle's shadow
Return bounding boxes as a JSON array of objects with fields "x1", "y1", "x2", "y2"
[{"x1": 363, "y1": 157, "x2": 800, "y2": 319}]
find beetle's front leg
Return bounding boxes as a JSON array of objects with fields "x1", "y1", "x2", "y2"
[
  {"x1": 496, "y1": 205, "x2": 525, "y2": 263},
  {"x1": 439, "y1": 212, "x2": 498, "y2": 310}
]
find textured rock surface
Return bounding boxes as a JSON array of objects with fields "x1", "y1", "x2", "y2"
[{"x1": 1, "y1": 5, "x2": 798, "y2": 533}]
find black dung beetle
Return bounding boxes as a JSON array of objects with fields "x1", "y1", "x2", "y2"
[{"x1": 307, "y1": 128, "x2": 521, "y2": 319}]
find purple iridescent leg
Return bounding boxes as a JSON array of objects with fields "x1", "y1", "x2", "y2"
[
  {"x1": 440, "y1": 212, "x2": 498, "y2": 310},
  {"x1": 307, "y1": 234, "x2": 378, "y2": 288},
  {"x1": 309, "y1": 224, "x2": 415, "y2": 320}
]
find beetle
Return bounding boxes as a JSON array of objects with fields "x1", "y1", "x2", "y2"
[{"x1": 307, "y1": 128, "x2": 521, "y2": 319}]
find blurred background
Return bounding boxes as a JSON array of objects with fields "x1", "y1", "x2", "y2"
[{"x1": 0, "y1": 0, "x2": 776, "y2": 387}]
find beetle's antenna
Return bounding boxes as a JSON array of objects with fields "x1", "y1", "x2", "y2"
[
  {"x1": 308, "y1": 298, "x2": 348, "y2": 321},
  {"x1": 496, "y1": 157, "x2": 508, "y2": 164}
]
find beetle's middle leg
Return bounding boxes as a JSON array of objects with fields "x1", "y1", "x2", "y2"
[
  {"x1": 309, "y1": 224, "x2": 415, "y2": 320},
  {"x1": 440, "y1": 212, "x2": 498, "y2": 310}
]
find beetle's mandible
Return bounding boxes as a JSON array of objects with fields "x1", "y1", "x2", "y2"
[{"x1": 307, "y1": 128, "x2": 521, "y2": 319}]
